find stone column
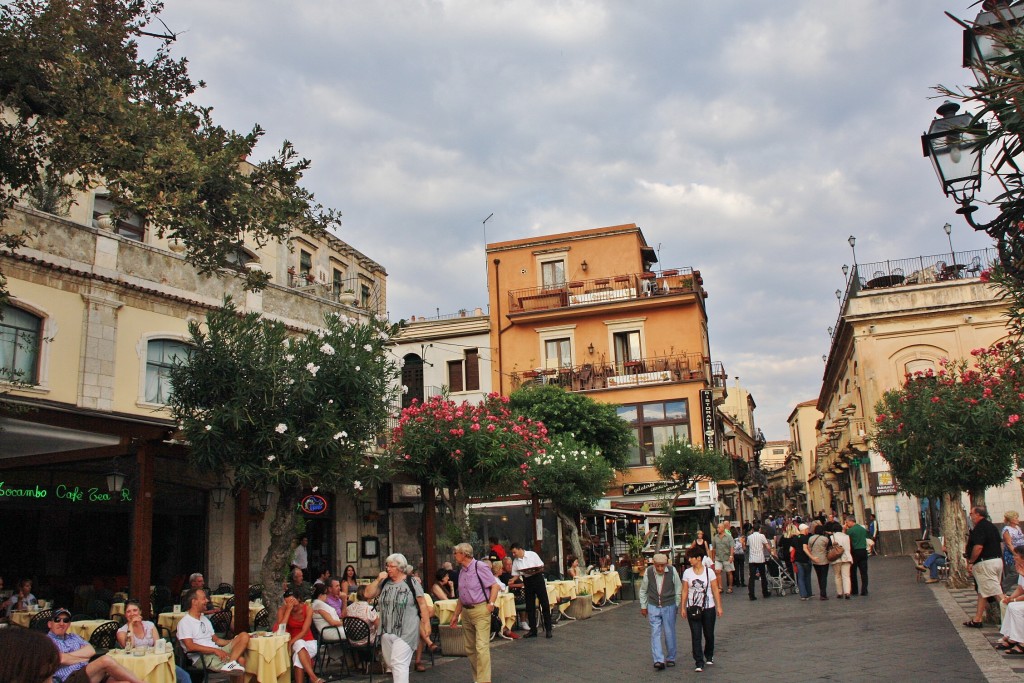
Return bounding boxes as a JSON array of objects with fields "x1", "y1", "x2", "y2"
[{"x1": 78, "y1": 289, "x2": 123, "y2": 410}]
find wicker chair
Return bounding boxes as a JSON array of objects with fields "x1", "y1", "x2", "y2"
[
  {"x1": 253, "y1": 607, "x2": 270, "y2": 631},
  {"x1": 341, "y1": 617, "x2": 378, "y2": 682},
  {"x1": 313, "y1": 623, "x2": 349, "y2": 678},
  {"x1": 86, "y1": 599, "x2": 110, "y2": 619},
  {"x1": 221, "y1": 596, "x2": 235, "y2": 611},
  {"x1": 213, "y1": 583, "x2": 233, "y2": 595},
  {"x1": 88, "y1": 620, "x2": 120, "y2": 655},
  {"x1": 208, "y1": 609, "x2": 232, "y2": 639},
  {"x1": 28, "y1": 609, "x2": 54, "y2": 632},
  {"x1": 248, "y1": 584, "x2": 264, "y2": 602}
]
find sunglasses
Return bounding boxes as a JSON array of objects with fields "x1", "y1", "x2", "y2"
[{"x1": 53, "y1": 617, "x2": 71, "y2": 623}]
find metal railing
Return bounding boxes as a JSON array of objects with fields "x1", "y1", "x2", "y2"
[
  {"x1": 507, "y1": 267, "x2": 699, "y2": 314},
  {"x1": 854, "y1": 247, "x2": 997, "y2": 290},
  {"x1": 509, "y1": 351, "x2": 709, "y2": 392}
]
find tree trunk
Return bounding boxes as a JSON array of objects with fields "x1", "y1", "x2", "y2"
[
  {"x1": 259, "y1": 485, "x2": 300, "y2": 616},
  {"x1": 557, "y1": 508, "x2": 584, "y2": 567},
  {"x1": 444, "y1": 488, "x2": 472, "y2": 545},
  {"x1": 942, "y1": 491, "x2": 971, "y2": 590}
]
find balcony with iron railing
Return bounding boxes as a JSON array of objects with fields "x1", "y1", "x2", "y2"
[
  {"x1": 510, "y1": 351, "x2": 710, "y2": 393},
  {"x1": 853, "y1": 247, "x2": 997, "y2": 291},
  {"x1": 507, "y1": 267, "x2": 703, "y2": 315}
]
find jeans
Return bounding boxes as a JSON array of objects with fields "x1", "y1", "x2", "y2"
[
  {"x1": 647, "y1": 603, "x2": 677, "y2": 664},
  {"x1": 748, "y1": 562, "x2": 769, "y2": 598},
  {"x1": 795, "y1": 561, "x2": 812, "y2": 598},
  {"x1": 924, "y1": 553, "x2": 946, "y2": 579},
  {"x1": 734, "y1": 555, "x2": 745, "y2": 585},
  {"x1": 687, "y1": 609, "x2": 716, "y2": 667},
  {"x1": 850, "y1": 548, "x2": 869, "y2": 594}
]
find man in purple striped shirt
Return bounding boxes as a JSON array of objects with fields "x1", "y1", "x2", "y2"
[{"x1": 450, "y1": 542, "x2": 499, "y2": 683}]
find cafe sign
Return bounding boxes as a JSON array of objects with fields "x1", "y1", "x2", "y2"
[
  {"x1": 700, "y1": 389, "x2": 716, "y2": 451},
  {"x1": 623, "y1": 481, "x2": 675, "y2": 496},
  {"x1": 0, "y1": 481, "x2": 131, "y2": 503},
  {"x1": 300, "y1": 494, "x2": 328, "y2": 515}
]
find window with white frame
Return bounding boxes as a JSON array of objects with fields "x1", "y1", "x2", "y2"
[
  {"x1": 145, "y1": 339, "x2": 190, "y2": 404},
  {"x1": 544, "y1": 338, "x2": 572, "y2": 369},
  {"x1": 0, "y1": 305, "x2": 42, "y2": 384},
  {"x1": 541, "y1": 260, "x2": 566, "y2": 288}
]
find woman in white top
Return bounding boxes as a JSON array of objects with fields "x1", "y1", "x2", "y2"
[
  {"x1": 997, "y1": 546, "x2": 1024, "y2": 653},
  {"x1": 829, "y1": 529, "x2": 853, "y2": 599},
  {"x1": 679, "y1": 546, "x2": 723, "y2": 672},
  {"x1": 310, "y1": 584, "x2": 344, "y2": 642},
  {"x1": 116, "y1": 601, "x2": 192, "y2": 683}
]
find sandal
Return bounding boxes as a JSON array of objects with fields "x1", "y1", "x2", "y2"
[
  {"x1": 963, "y1": 620, "x2": 984, "y2": 628},
  {"x1": 1006, "y1": 645, "x2": 1024, "y2": 656},
  {"x1": 726, "y1": 588, "x2": 733, "y2": 594},
  {"x1": 996, "y1": 641, "x2": 1016, "y2": 650},
  {"x1": 415, "y1": 662, "x2": 427, "y2": 672}
]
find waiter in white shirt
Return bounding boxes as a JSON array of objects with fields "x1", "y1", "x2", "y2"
[
  {"x1": 510, "y1": 542, "x2": 552, "y2": 638},
  {"x1": 292, "y1": 535, "x2": 309, "y2": 582}
]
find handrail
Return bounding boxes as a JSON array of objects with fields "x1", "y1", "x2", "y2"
[
  {"x1": 510, "y1": 351, "x2": 708, "y2": 392},
  {"x1": 507, "y1": 267, "x2": 698, "y2": 314}
]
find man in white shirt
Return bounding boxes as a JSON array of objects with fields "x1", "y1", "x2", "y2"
[
  {"x1": 177, "y1": 588, "x2": 250, "y2": 672},
  {"x1": 745, "y1": 527, "x2": 773, "y2": 600},
  {"x1": 510, "y1": 542, "x2": 552, "y2": 638},
  {"x1": 292, "y1": 535, "x2": 309, "y2": 581}
]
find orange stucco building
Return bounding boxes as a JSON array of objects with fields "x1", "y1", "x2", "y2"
[{"x1": 486, "y1": 223, "x2": 726, "y2": 507}]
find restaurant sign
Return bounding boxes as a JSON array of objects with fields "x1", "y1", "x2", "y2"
[
  {"x1": 700, "y1": 389, "x2": 716, "y2": 451},
  {"x1": 0, "y1": 481, "x2": 131, "y2": 503},
  {"x1": 869, "y1": 471, "x2": 898, "y2": 496},
  {"x1": 300, "y1": 494, "x2": 328, "y2": 515},
  {"x1": 622, "y1": 481, "x2": 675, "y2": 496}
]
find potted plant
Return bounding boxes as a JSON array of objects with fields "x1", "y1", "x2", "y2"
[
  {"x1": 339, "y1": 289, "x2": 357, "y2": 305},
  {"x1": 626, "y1": 533, "x2": 647, "y2": 575}
]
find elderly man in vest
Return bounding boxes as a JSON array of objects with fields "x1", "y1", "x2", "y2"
[{"x1": 639, "y1": 553, "x2": 682, "y2": 670}]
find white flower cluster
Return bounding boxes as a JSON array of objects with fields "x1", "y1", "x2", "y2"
[
  {"x1": 306, "y1": 362, "x2": 320, "y2": 376},
  {"x1": 285, "y1": 354, "x2": 295, "y2": 362},
  {"x1": 333, "y1": 431, "x2": 348, "y2": 441},
  {"x1": 275, "y1": 423, "x2": 288, "y2": 434},
  {"x1": 353, "y1": 480, "x2": 364, "y2": 491},
  {"x1": 320, "y1": 343, "x2": 335, "y2": 355},
  {"x1": 363, "y1": 344, "x2": 373, "y2": 352}
]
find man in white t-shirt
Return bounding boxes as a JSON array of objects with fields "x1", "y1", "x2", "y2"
[
  {"x1": 745, "y1": 528, "x2": 772, "y2": 600},
  {"x1": 177, "y1": 588, "x2": 250, "y2": 672}
]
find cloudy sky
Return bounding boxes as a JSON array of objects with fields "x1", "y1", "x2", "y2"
[{"x1": 156, "y1": 0, "x2": 998, "y2": 439}]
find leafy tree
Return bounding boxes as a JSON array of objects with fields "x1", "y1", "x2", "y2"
[
  {"x1": 389, "y1": 393, "x2": 548, "y2": 539},
  {"x1": 873, "y1": 346, "x2": 1024, "y2": 588},
  {"x1": 508, "y1": 384, "x2": 634, "y2": 470},
  {"x1": 528, "y1": 436, "x2": 615, "y2": 565},
  {"x1": 167, "y1": 299, "x2": 398, "y2": 612},
  {"x1": 0, "y1": 0, "x2": 340, "y2": 305},
  {"x1": 651, "y1": 439, "x2": 731, "y2": 566}
]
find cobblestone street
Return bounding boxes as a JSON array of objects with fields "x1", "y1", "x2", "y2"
[{"x1": 372, "y1": 557, "x2": 1023, "y2": 682}]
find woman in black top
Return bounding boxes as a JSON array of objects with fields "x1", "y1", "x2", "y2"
[{"x1": 792, "y1": 525, "x2": 813, "y2": 599}]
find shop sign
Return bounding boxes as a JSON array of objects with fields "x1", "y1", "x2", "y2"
[
  {"x1": 869, "y1": 471, "x2": 898, "y2": 496},
  {"x1": 300, "y1": 493, "x2": 328, "y2": 515},
  {"x1": 700, "y1": 389, "x2": 716, "y2": 451},
  {"x1": 0, "y1": 481, "x2": 131, "y2": 503},
  {"x1": 623, "y1": 481, "x2": 674, "y2": 496}
]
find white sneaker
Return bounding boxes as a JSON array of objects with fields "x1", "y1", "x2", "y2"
[
  {"x1": 695, "y1": 666, "x2": 703, "y2": 672},
  {"x1": 706, "y1": 659, "x2": 714, "y2": 666},
  {"x1": 221, "y1": 661, "x2": 244, "y2": 672}
]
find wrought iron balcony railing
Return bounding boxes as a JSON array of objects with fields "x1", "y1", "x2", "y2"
[
  {"x1": 510, "y1": 351, "x2": 709, "y2": 393},
  {"x1": 507, "y1": 267, "x2": 701, "y2": 314}
]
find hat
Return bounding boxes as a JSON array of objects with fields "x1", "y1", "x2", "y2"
[
  {"x1": 52, "y1": 607, "x2": 71, "y2": 619},
  {"x1": 798, "y1": 523, "x2": 809, "y2": 532},
  {"x1": 651, "y1": 553, "x2": 668, "y2": 564}
]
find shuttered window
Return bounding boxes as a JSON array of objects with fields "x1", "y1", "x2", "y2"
[
  {"x1": 465, "y1": 349, "x2": 480, "y2": 391},
  {"x1": 447, "y1": 360, "x2": 464, "y2": 392}
]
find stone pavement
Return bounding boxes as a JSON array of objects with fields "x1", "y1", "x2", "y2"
[{"x1": 326, "y1": 557, "x2": 1023, "y2": 682}]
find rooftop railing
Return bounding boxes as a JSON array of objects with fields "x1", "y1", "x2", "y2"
[
  {"x1": 854, "y1": 247, "x2": 997, "y2": 291},
  {"x1": 507, "y1": 267, "x2": 701, "y2": 314}
]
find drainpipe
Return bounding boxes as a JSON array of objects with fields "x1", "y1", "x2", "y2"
[{"x1": 493, "y1": 258, "x2": 503, "y2": 395}]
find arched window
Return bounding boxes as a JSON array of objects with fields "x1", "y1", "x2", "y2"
[
  {"x1": 145, "y1": 339, "x2": 190, "y2": 404},
  {"x1": 0, "y1": 305, "x2": 42, "y2": 384}
]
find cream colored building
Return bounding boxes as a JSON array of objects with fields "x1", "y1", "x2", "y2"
[
  {"x1": 787, "y1": 399, "x2": 822, "y2": 517},
  {"x1": 818, "y1": 248, "x2": 1021, "y2": 553},
  {"x1": 0, "y1": 191, "x2": 386, "y2": 608}
]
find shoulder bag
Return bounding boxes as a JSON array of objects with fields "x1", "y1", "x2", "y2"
[
  {"x1": 826, "y1": 536, "x2": 844, "y2": 562},
  {"x1": 685, "y1": 569, "x2": 708, "y2": 621}
]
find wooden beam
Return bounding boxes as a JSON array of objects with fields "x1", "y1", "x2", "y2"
[
  {"x1": 129, "y1": 442, "x2": 155, "y2": 618},
  {"x1": 233, "y1": 490, "x2": 251, "y2": 633}
]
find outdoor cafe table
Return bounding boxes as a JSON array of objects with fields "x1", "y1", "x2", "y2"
[
  {"x1": 69, "y1": 619, "x2": 112, "y2": 641},
  {"x1": 600, "y1": 570, "x2": 622, "y2": 600},
  {"x1": 546, "y1": 580, "x2": 577, "y2": 614},
  {"x1": 432, "y1": 594, "x2": 516, "y2": 629},
  {"x1": 106, "y1": 649, "x2": 176, "y2": 683},
  {"x1": 156, "y1": 611, "x2": 186, "y2": 636},
  {"x1": 244, "y1": 632, "x2": 290, "y2": 683},
  {"x1": 9, "y1": 610, "x2": 33, "y2": 628},
  {"x1": 211, "y1": 594, "x2": 232, "y2": 609}
]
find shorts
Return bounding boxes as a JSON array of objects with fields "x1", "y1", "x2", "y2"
[
  {"x1": 193, "y1": 643, "x2": 236, "y2": 670},
  {"x1": 715, "y1": 561, "x2": 735, "y2": 572},
  {"x1": 974, "y1": 557, "x2": 1004, "y2": 598},
  {"x1": 65, "y1": 668, "x2": 91, "y2": 683}
]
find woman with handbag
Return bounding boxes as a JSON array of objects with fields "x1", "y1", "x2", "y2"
[
  {"x1": 804, "y1": 524, "x2": 831, "y2": 600},
  {"x1": 680, "y1": 546, "x2": 723, "y2": 673},
  {"x1": 829, "y1": 526, "x2": 853, "y2": 599}
]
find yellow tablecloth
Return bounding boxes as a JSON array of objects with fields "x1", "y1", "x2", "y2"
[
  {"x1": 602, "y1": 571, "x2": 622, "y2": 599},
  {"x1": 431, "y1": 594, "x2": 515, "y2": 629},
  {"x1": 546, "y1": 580, "x2": 577, "y2": 614},
  {"x1": 69, "y1": 619, "x2": 111, "y2": 641},
  {"x1": 211, "y1": 594, "x2": 232, "y2": 609},
  {"x1": 156, "y1": 611, "x2": 186, "y2": 635},
  {"x1": 9, "y1": 610, "x2": 33, "y2": 628},
  {"x1": 107, "y1": 650, "x2": 176, "y2": 683},
  {"x1": 244, "y1": 633, "x2": 290, "y2": 683}
]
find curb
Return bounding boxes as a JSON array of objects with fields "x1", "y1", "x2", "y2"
[{"x1": 930, "y1": 580, "x2": 1024, "y2": 682}]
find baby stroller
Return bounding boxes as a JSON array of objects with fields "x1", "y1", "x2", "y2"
[{"x1": 765, "y1": 554, "x2": 797, "y2": 596}]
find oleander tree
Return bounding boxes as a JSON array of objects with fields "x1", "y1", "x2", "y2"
[
  {"x1": 528, "y1": 436, "x2": 615, "y2": 565},
  {"x1": 167, "y1": 299, "x2": 398, "y2": 612},
  {"x1": 509, "y1": 384, "x2": 634, "y2": 560},
  {"x1": 389, "y1": 393, "x2": 549, "y2": 540},
  {"x1": 873, "y1": 345, "x2": 1024, "y2": 588},
  {"x1": 0, "y1": 0, "x2": 340, "y2": 306}
]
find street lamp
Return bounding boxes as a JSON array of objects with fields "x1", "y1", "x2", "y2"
[
  {"x1": 921, "y1": 101, "x2": 984, "y2": 210},
  {"x1": 835, "y1": 289, "x2": 842, "y2": 300},
  {"x1": 842, "y1": 264, "x2": 849, "y2": 278},
  {"x1": 106, "y1": 469, "x2": 126, "y2": 494},
  {"x1": 943, "y1": 222, "x2": 956, "y2": 266},
  {"x1": 848, "y1": 236, "x2": 857, "y2": 268},
  {"x1": 961, "y1": 1, "x2": 1024, "y2": 76}
]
